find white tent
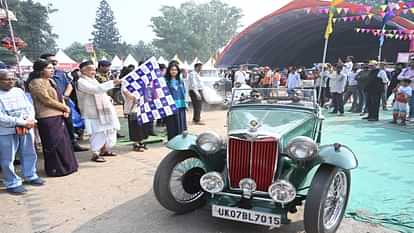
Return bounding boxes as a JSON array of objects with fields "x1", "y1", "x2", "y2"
[
  {"x1": 190, "y1": 57, "x2": 202, "y2": 69},
  {"x1": 19, "y1": 56, "x2": 33, "y2": 67},
  {"x1": 182, "y1": 60, "x2": 191, "y2": 70},
  {"x1": 55, "y1": 49, "x2": 78, "y2": 71},
  {"x1": 158, "y1": 56, "x2": 168, "y2": 65},
  {"x1": 111, "y1": 55, "x2": 123, "y2": 70},
  {"x1": 203, "y1": 57, "x2": 216, "y2": 70},
  {"x1": 123, "y1": 54, "x2": 138, "y2": 67},
  {"x1": 172, "y1": 54, "x2": 183, "y2": 64}
]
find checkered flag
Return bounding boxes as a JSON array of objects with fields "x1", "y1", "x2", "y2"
[{"x1": 123, "y1": 57, "x2": 177, "y2": 124}]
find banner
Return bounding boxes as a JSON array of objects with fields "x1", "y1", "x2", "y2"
[{"x1": 123, "y1": 57, "x2": 177, "y2": 125}]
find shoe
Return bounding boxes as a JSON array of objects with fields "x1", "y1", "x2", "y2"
[
  {"x1": 149, "y1": 132, "x2": 157, "y2": 136},
  {"x1": 338, "y1": 113, "x2": 345, "y2": 116},
  {"x1": 73, "y1": 143, "x2": 88, "y2": 152},
  {"x1": 193, "y1": 121, "x2": 206, "y2": 125},
  {"x1": 361, "y1": 117, "x2": 370, "y2": 120},
  {"x1": 390, "y1": 121, "x2": 397, "y2": 124},
  {"x1": 329, "y1": 111, "x2": 338, "y2": 114},
  {"x1": 359, "y1": 113, "x2": 366, "y2": 116},
  {"x1": 25, "y1": 178, "x2": 45, "y2": 186},
  {"x1": 117, "y1": 133, "x2": 125, "y2": 138},
  {"x1": 6, "y1": 186, "x2": 27, "y2": 195},
  {"x1": 368, "y1": 118, "x2": 379, "y2": 122}
]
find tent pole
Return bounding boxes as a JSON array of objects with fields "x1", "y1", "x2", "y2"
[
  {"x1": 318, "y1": 38, "x2": 329, "y2": 104},
  {"x1": 2, "y1": 0, "x2": 21, "y2": 75}
]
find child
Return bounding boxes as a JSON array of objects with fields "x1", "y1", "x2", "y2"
[{"x1": 391, "y1": 78, "x2": 412, "y2": 125}]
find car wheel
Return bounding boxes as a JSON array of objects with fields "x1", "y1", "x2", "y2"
[
  {"x1": 153, "y1": 150, "x2": 207, "y2": 214},
  {"x1": 304, "y1": 164, "x2": 350, "y2": 233}
]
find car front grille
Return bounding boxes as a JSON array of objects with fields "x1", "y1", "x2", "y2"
[{"x1": 228, "y1": 137, "x2": 278, "y2": 192}]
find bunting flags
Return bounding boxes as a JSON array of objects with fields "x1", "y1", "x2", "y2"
[{"x1": 354, "y1": 27, "x2": 413, "y2": 41}]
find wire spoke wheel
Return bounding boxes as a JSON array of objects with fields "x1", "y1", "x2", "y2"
[
  {"x1": 169, "y1": 158, "x2": 206, "y2": 203},
  {"x1": 323, "y1": 171, "x2": 348, "y2": 230}
]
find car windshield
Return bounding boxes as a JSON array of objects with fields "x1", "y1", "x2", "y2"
[
  {"x1": 231, "y1": 88, "x2": 316, "y2": 108},
  {"x1": 228, "y1": 108, "x2": 314, "y2": 134}
]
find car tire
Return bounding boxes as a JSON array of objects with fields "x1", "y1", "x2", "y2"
[
  {"x1": 153, "y1": 150, "x2": 207, "y2": 214},
  {"x1": 304, "y1": 164, "x2": 351, "y2": 233}
]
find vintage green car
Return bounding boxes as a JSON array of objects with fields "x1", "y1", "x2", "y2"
[{"x1": 153, "y1": 88, "x2": 358, "y2": 233}]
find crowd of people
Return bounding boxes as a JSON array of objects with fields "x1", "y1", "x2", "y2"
[
  {"x1": 0, "y1": 54, "x2": 207, "y2": 195},
  {"x1": 224, "y1": 56, "x2": 413, "y2": 124}
]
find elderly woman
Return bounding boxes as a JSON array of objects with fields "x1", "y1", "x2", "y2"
[{"x1": 27, "y1": 59, "x2": 78, "y2": 177}]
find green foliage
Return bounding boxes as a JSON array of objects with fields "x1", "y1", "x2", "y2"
[
  {"x1": 0, "y1": 0, "x2": 57, "y2": 63},
  {"x1": 91, "y1": 0, "x2": 121, "y2": 56},
  {"x1": 0, "y1": 48, "x2": 16, "y2": 64},
  {"x1": 150, "y1": 0, "x2": 243, "y2": 62}
]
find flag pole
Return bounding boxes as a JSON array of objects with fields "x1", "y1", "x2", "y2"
[
  {"x1": 1, "y1": 0, "x2": 21, "y2": 75},
  {"x1": 318, "y1": 38, "x2": 329, "y2": 104},
  {"x1": 378, "y1": 25, "x2": 386, "y2": 62}
]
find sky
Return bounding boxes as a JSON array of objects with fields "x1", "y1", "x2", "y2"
[{"x1": 34, "y1": 0, "x2": 292, "y2": 48}]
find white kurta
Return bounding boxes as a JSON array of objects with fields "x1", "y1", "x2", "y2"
[{"x1": 77, "y1": 77, "x2": 120, "y2": 153}]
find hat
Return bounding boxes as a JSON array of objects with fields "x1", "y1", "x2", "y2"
[
  {"x1": 368, "y1": 60, "x2": 378, "y2": 66},
  {"x1": 98, "y1": 60, "x2": 111, "y2": 67},
  {"x1": 79, "y1": 60, "x2": 94, "y2": 69}
]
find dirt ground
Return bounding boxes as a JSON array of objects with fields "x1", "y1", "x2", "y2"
[{"x1": 0, "y1": 108, "x2": 395, "y2": 233}]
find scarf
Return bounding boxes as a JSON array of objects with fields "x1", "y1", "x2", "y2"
[{"x1": 94, "y1": 92, "x2": 113, "y2": 125}]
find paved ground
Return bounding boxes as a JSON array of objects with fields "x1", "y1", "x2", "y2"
[{"x1": 0, "y1": 108, "x2": 397, "y2": 233}]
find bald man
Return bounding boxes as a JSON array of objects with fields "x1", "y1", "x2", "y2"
[{"x1": 0, "y1": 70, "x2": 44, "y2": 195}]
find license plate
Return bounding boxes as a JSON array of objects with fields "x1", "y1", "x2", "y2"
[{"x1": 212, "y1": 205, "x2": 281, "y2": 227}]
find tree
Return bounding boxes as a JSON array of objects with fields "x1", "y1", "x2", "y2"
[
  {"x1": 0, "y1": 0, "x2": 58, "y2": 63},
  {"x1": 91, "y1": 0, "x2": 121, "y2": 56},
  {"x1": 151, "y1": 0, "x2": 243, "y2": 62}
]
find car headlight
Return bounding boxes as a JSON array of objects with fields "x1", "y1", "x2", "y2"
[
  {"x1": 268, "y1": 180, "x2": 296, "y2": 204},
  {"x1": 200, "y1": 172, "x2": 224, "y2": 194},
  {"x1": 196, "y1": 132, "x2": 223, "y2": 154},
  {"x1": 286, "y1": 136, "x2": 319, "y2": 161}
]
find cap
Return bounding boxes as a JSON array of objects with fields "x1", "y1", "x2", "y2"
[
  {"x1": 79, "y1": 60, "x2": 94, "y2": 69},
  {"x1": 98, "y1": 60, "x2": 111, "y2": 67}
]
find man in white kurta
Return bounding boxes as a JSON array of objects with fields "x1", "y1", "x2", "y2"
[{"x1": 76, "y1": 61, "x2": 122, "y2": 162}]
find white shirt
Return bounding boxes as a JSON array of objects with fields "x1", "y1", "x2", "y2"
[
  {"x1": 343, "y1": 61, "x2": 353, "y2": 76},
  {"x1": 377, "y1": 69, "x2": 389, "y2": 84},
  {"x1": 347, "y1": 71, "x2": 358, "y2": 86},
  {"x1": 329, "y1": 72, "x2": 347, "y2": 93},
  {"x1": 398, "y1": 68, "x2": 414, "y2": 89},
  {"x1": 235, "y1": 70, "x2": 248, "y2": 84},
  {"x1": 188, "y1": 71, "x2": 203, "y2": 91},
  {"x1": 287, "y1": 72, "x2": 301, "y2": 89},
  {"x1": 399, "y1": 86, "x2": 413, "y2": 96}
]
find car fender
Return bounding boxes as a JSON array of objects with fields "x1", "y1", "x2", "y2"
[
  {"x1": 166, "y1": 134, "x2": 198, "y2": 151},
  {"x1": 318, "y1": 144, "x2": 358, "y2": 170}
]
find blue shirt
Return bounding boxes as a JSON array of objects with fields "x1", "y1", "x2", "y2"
[
  {"x1": 52, "y1": 70, "x2": 69, "y2": 96},
  {"x1": 167, "y1": 79, "x2": 186, "y2": 109}
]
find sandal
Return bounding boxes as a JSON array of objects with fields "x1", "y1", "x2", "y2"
[
  {"x1": 139, "y1": 143, "x2": 148, "y2": 150},
  {"x1": 91, "y1": 154, "x2": 106, "y2": 162},
  {"x1": 101, "y1": 151, "x2": 117, "y2": 157},
  {"x1": 133, "y1": 144, "x2": 144, "y2": 152}
]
